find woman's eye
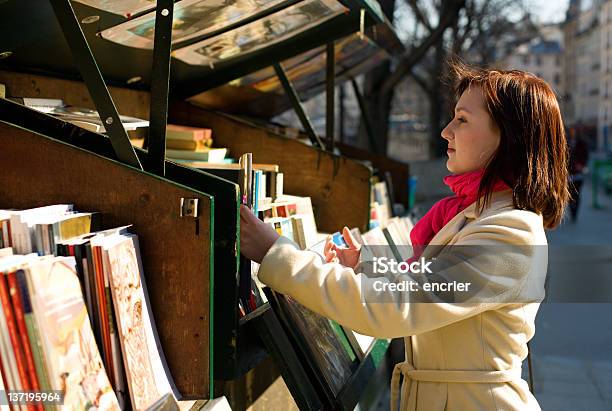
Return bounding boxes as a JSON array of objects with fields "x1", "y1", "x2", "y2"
[{"x1": 456, "y1": 117, "x2": 466, "y2": 124}]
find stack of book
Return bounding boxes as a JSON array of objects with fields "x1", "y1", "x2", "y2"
[
  {"x1": 164, "y1": 124, "x2": 228, "y2": 164},
  {"x1": 8, "y1": 97, "x2": 149, "y2": 134},
  {"x1": 1, "y1": 205, "x2": 180, "y2": 410},
  {"x1": 259, "y1": 195, "x2": 319, "y2": 250}
]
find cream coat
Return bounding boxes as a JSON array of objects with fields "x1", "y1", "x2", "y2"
[{"x1": 258, "y1": 190, "x2": 546, "y2": 411}]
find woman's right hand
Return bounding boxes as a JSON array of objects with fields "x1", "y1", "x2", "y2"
[{"x1": 323, "y1": 226, "x2": 361, "y2": 269}]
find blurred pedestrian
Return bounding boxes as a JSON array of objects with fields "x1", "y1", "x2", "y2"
[{"x1": 567, "y1": 127, "x2": 589, "y2": 222}]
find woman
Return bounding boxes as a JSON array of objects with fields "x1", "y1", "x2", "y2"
[{"x1": 240, "y1": 63, "x2": 569, "y2": 410}]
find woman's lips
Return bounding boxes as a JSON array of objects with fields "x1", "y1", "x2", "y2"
[{"x1": 447, "y1": 148, "x2": 455, "y2": 155}]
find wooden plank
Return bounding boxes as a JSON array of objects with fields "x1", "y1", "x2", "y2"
[
  {"x1": 0, "y1": 123, "x2": 212, "y2": 398},
  {"x1": 336, "y1": 142, "x2": 410, "y2": 208},
  {"x1": 0, "y1": 70, "x2": 151, "y2": 120},
  {"x1": 169, "y1": 102, "x2": 372, "y2": 233}
]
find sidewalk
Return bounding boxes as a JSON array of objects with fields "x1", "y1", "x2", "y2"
[{"x1": 529, "y1": 176, "x2": 612, "y2": 410}]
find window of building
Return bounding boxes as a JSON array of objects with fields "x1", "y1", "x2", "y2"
[
  {"x1": 522, "y1": 55, "x2": 529, "y2": 65},
  {"x1": 536, "y1": 56, "x2": 542, "y2": 66}
]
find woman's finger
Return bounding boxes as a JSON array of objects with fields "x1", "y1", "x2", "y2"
[
  {"x1": 342, "y1": 226, "x2": 359, "y2": 250},
  {"x1": 240, "y1": 205, "x2": 254, "y2": 224},
  {"x1": 324, "y1": 235, "x2": 334, "y2": 254}
]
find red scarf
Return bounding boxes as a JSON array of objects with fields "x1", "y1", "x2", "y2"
[{"x1": 409, "y1": 169, "x2": 510, "y2": 259}]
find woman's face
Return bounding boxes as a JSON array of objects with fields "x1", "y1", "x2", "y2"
[{"x1": 441, "y1": 85, "x2": 501, "y2": 174}]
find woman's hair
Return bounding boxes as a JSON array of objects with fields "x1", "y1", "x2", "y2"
[{"x1": 449, "y1": 60, "x2": 570, "y2": 229}]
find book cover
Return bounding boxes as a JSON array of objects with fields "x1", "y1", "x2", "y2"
[
  {"x1": 271, "y1": 292, "x2": 355, "y2": 398},
  {"x1": 26, "y1": 257, "x2": 120, "y2": 410},
  {"x1": 105, "y1": 234, "x2": 178, "y2": 410},
  {"x1": 52, "y1": 213, "x2": 95, "y2": 245}
]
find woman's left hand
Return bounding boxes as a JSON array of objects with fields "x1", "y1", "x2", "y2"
[{"x1": 240, "y1": 205, "x2": 280, "y2": 263}]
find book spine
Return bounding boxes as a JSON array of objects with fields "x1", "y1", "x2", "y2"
[
  {"x1": 7, "y1": 273, "x2": 43, "y2": 411},
  {"x1": 9, "y1": 216, "x2": 22, "y2": 254},
  {"x1": 84, "y1": 245, "x2": 102, "y2": 350},
  {"x1": 5, "y1": 220, "x2": 12, "y2": 248},
  {"x1": 40, "y1": 225, "x2": 49, "y2": 256},
  {"x1": 0, "y1": 354, "x2": 11, "y2": 411},
  {"x1": 102, "y1": 250, "x2": 126, "y2": 407},
  {"x1": 93, "y1": 246, "x2": 114, "y2": 387},
  {"x1": 0, "y1": 277, "x2": 20, "y2": 394},
  {"x1": 47, "y1": 225, "x2": 55, "y2": 256},
  {"x1": 0, "y1": 274, "x2": 35, "y2": 411},
  {"x1": 34, "y1": 225, "x2": 44, "y2": 256},
  {"x1": 15, "y1": 270, "x2": 52, "y2": 394}
]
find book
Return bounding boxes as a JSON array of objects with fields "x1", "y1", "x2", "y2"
[
  {"x1": 290, "y1": 216, "x2": 307, "y2": 250},
  {"x1": 25, "y1": 256, "x2": 120, "y2": 410},
  {"x1": 166, "y1": 148, "x2": 227, "y2": 163},
  {"x1": 8, "y1": 97, "x2": 65, "y2": 114},
  {"x1": 8, "y1": 100, "x2": 148, "y2": 131},
  {"x1": 0, "y1": 210, "x2": 11, "y2": 249},
  {"x1": 361, "y1": 227, "x2": 395, "y2": 259},
  {"x1": 0, "y1": 83, "x2": 5, "y2": 98},
  {"x1": 0, "y1": 255, "x2": 29, "y2": 411},
  {"x1": 277, "y1": 195, "x2": 318, "y2": 248},
  {"x1": 0, "y1": 269, "x2": 34, "y2": 403},
  {"x1": 91, "y1": 234, "x2": 128, "y2": 407},
  {"x1": 269, "y1": 291, "x2": 355, "y2": 399},
  {"x1": 9, "y1": 205, "x2": 73, "y2": 255},
  {"x1": 165, "y1": 139, "x2": 209, "y2": 151},
  {"x1": 15, "y1": 269, "x2": 52, "y2": 395},
  {"x1": 166, "y1": 124, "x2": 212, "y2": 144},
  {"x1": 105, "y1": 234, "x2": 179, "y2": 410},
  {"x1": 341, "y1": 329, "x2": 374, "y2": 360},
  {"x1": 7, "y1": 271, "x2": 43, "y2": 402}
]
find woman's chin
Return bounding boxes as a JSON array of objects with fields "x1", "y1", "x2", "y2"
[{"x1": 446, "y1": 159, "x2": 456, "y2": 173}]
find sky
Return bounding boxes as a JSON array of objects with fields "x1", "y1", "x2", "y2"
[{"x1": 528, "y1": 0, "x2": 570, "y2": 24}]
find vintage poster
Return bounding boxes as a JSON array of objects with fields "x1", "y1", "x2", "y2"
[
  {"x1": 173, "y1": 0, "x2": 347, "y2": 66},
  {"x1": 101, "y1": 0, "x2": 289, "y2": 49}
]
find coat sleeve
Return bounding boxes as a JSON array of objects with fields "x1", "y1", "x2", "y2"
[{"x1": 257, "y1": 211, "x2": 546, "y2": 338}]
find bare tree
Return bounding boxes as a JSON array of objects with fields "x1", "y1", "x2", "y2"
[{"x1": 356, "y1": 0, "x2": 466, "y2": 154}]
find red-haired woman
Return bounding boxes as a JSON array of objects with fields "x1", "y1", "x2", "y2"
[{"x1": 240, "y1": 63, "x2": 569, "y2": 411}]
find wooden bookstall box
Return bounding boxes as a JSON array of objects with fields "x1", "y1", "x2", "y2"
[
  {"x1": 169, "y1": 101, "x2": 373, "y2": 233},
  {"x1": 0, "y1": 117, "x2": 219, "y2": 399}
]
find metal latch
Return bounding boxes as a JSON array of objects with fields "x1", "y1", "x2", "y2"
[{"x1": 180, "y1": 198, "x2": 199, "y2": 218}]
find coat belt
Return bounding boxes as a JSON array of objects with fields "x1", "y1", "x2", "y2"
[{"x1": 390, "y1": 361, "x2": 523, "y2": 411}]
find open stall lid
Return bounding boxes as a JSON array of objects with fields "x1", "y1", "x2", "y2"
[{"x1": 0, "y1": 0, "x2": 400, "y2": 99}]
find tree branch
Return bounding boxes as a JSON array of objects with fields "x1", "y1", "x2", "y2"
[
  {"x1": 410, "y1": 69, "x2": 433, "y2": 95},
  {"x1": 406, "y1": 0, "x2": 433, "y2": 31},
  {"x1": 381, "y1": 0, "x2": 465, "y2": 95}
]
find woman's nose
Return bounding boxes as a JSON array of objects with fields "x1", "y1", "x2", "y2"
[{"x1": 441, "y1": 122, "x2": 453, "y2": 141}]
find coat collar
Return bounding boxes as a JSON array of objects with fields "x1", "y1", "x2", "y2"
[{"x1": 422, "y1": 189, "x2": 514, "y2": 256}]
